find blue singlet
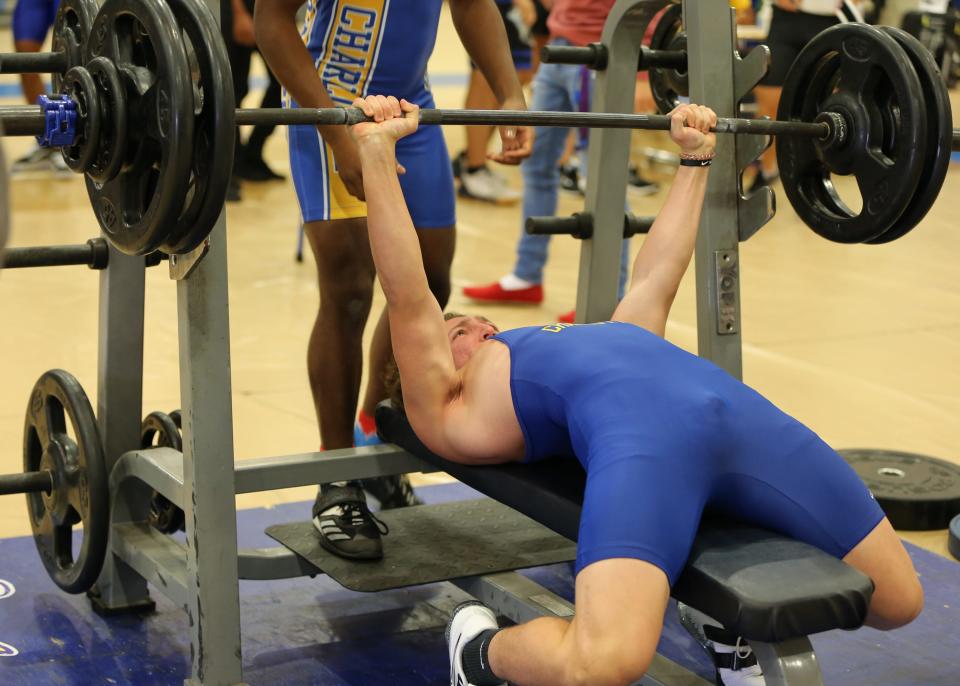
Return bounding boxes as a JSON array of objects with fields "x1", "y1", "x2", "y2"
[{"x1": 492, "y1": 322, "x2": 884, "y2": 584}]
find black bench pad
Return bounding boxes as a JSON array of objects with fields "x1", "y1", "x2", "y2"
[
  {"x1": 377, "y1": 404, "x2": 873, "y2": 643},
  {"x1": 266, "y1": 499, "x2": 576, "y2": 593}
]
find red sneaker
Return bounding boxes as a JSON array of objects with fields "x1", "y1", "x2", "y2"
[
  {"x1": 558, "y1": 309, "x2": 575, "y2": 323},
  {"x1": 462, "y1": 281, "x2": 544, "y2": 304}
]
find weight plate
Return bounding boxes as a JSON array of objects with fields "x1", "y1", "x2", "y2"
[
  {"x1": 866, "y1": 27, "x2": 952, "y2": 244},
  {"x1": 648, "y1": 4, "x2": 688, "y2": 115},
  {"x1": 161, "y1": 0, "x2": 236, "y2": 255},
  {"x1": 949, "y1": 514, "x2": 960, "y2": 561},
  {"x1": 777, "y1": 23, "x2": 926, "y2": 243},
  {"x1": 59, "y1": 66, "x2": 102, "y2": 173},
  {"x1": 84, "y1": 0, "x2": 195, "y2": 256},
  {"x1": 140, "y1": 411, "x2": 183, "y2": 451},
  {"x1": 51, "y1": 0, "x2": 98, "y2": 92},
  {"x1": 140, "y1": 411, "x2": 185, "y2": 534},
  {"x1": 839, "y1": 449, "x2": 960, "y2": 531},
  {"x1": 85, "y1": 56, "x2": 129, "y2": 184},
  {"x1": 23, "y1": 369, "x2": 108, "y2": 594}
]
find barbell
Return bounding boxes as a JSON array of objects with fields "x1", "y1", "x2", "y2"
[{"x1": 0, "y1": 0, "x2": 954, "y2": 253}]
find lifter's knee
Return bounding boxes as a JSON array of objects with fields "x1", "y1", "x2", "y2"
[
  {"x1": 563, "y1": 637, "x2": 653, "y2": 686},
  {"x1": 872, "y1": 576, "x2": 924, "y2": 630}
]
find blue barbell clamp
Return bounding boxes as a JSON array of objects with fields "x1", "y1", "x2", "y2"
[{"x1": 37, "y1": 94, "x2": 78, "y2": 148}]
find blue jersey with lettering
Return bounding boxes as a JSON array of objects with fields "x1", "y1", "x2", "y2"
[
  {"x1": 491, "y1": 322, "x2": 884, "y2": 583},
  {"x1": 299, "y1": 0, "x2": 444, "y2": 105}
]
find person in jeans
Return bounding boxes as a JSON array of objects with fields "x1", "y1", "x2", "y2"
[{"x1": 461, "y1": 0, "x2": 640, "y2": 322}]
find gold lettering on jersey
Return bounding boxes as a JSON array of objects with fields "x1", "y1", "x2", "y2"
[
  {"x1": 320, "y1": 1, "x2": 386, "y2": 105},
  {"x1": 541, "y1": 323, "x2": 575, "y2": 333}
]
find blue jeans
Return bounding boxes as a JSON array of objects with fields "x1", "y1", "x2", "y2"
[{"x1": 512, "y1": 39, "x2": 630, "y2": 296}]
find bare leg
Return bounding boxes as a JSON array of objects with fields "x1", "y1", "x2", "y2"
[
  {"x1": 843, "y1": 517, "x2": 924, "y2": 630},
  {"x1": 304, "y1": 218, "x2": 375, "y2": 450},
  {"x1": 360, "y1": 226, "x2": 455, "y2": 416},
  {"x1": 488, "y1": 559, "x2": 669, "y2": 686},
  {"x1": 754, "y1": 85, "x2": 780, "y2": 177}
]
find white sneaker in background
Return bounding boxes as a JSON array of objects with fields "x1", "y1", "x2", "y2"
[{"x1": 459, "y1": 165, "x2": 521, "y2": 205}]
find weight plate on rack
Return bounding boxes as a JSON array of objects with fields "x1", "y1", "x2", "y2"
[
  {"x1": 23, "y1": 369, "x2": 108, "y2": 593},
  {"x1": 648, "y1": 4, "x2": 688, "y2": 115},
  {"x1": 51, "y1": 0, "x2": 99, "y2": 92}
]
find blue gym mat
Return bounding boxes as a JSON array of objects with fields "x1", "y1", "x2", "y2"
[{"x1": 0, "y1": 482, "x2": 956, "y2": 685}]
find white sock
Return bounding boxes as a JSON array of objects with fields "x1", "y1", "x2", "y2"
[{"x1": 498, "y1": 274, "x2": 536, "y2": 291}]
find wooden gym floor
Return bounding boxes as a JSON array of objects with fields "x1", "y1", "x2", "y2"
[{"x1": 0, "y1": 10, "x2": 958, "y2": 563}]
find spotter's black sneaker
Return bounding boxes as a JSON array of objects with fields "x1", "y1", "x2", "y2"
[{"x1": 312, "y1": 484, "x2": 388, "y2": 560}]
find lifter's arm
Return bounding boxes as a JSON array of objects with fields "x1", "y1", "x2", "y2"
[
  {"x1": 612, "y1": 105, "x2": 717, "y2": 336},
  {"x1": 449, "y1": 0, "x2": 532, "y2": 163},
  {"x1": 350, "y1": 96, "x2": 460, "y2": 447},
  {"x1": 254, "y1": 0, "x2": 365, "y2": 198}
]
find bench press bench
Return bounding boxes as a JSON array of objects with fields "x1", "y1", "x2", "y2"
[{"x1": 376, "y1": 403, "x2": 875, "y2": 686}]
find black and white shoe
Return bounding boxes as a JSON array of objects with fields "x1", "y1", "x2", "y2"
[
  {"x1": 312, "y1": 484, "x2": 388, "y2": 560},
  {"x1": 678, "y1": 602, "x2": 765, "y2": 686},
  {"x1": 360, "y1": 474, "x2": 424, "y2": 510},
  {"x1": 446, "y1": 601, "x2": 503, "y2": 686}
]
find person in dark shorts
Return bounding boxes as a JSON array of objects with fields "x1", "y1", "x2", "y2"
[{"x1": 751, "y1": 0, "x2": 862, "y2": 192}]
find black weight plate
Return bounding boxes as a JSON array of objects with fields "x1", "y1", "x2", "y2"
[
  {"x1": 161, "y1": 0, "x2": 236, "y2": 255},
  {"x1": 648, "y1": 4, "x2": 688, "y2": 115},
  {"x1": 51, "y1": 0, "x2": 98, "y2": 92},
  {"x1": 140, "y1": 411, "x2": 185, "y2": 534},
  {"x1": 86, "y1": 56, "x2": 129, "y2": 184},
  {"x1": 59, "y1": 66, "x2": 101, "y2": 173},
  {"x1": 777, "y1": 24, "x2": 926, "y2": 243},
  {"x1": 839, "y1": 449, "x2": 960, "y2": 530},
  {"x1": 140, "y1": 411, "x2": 183, "y2": 451},
  {"x1": 23, "y1": 369, "x2": 108, "y2": 594},
  {"x1": 866, "y1": 27, "x2": 952, "y2": 244},
  {"x1": 84, "y1": 0, "x2": 194, "y2": 256},
  {"x1": 949, "y1": 514, "x2": 960, "y2": 561}
]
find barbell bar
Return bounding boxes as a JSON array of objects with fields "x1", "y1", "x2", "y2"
[
  {"x1": 0, "y1": 51, "x2": 68, "y2": 75},
  {"x1": 4, "y1": 101, "x2": 960, "y2": 150}
]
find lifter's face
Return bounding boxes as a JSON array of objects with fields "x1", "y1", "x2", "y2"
[{"x1": 445, "y1": 316, "x2": 499, "y2": 369}]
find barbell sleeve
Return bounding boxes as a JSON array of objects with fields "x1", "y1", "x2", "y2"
[
  {"x1": 0, "y1": 51, "x2": 67, "y2": 74},
  {"x1": 540, "y1": 43, "x2": 608, "y2": 70},
  {"x1": 0, "y1": 470, "x2": 53, "y2": 496},
  {"x1": 0, "y1": 238, "x2": 109, "y2": 270}
]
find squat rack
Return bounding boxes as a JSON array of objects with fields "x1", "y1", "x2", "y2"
[{"x1": 86, "y1": 1, "x2": 830, "y2": 685}]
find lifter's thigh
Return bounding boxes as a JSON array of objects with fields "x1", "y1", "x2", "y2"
[{"x1": 567, "y1": 559, "x2": 670, "y2": 686}]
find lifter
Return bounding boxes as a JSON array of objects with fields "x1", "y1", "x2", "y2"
[{"x1": 349, "y1": 95, "x2": 922, "y2": 686}]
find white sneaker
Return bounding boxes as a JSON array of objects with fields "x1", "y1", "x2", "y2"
[
  {"x1": 677, "y1": 602, "x2": 765, "y2": 686},
  {"x1": 446, "y1": 601, "x2": 504, "y2": 686},
  {"x1": 459, "y1": 166, "x2": 520, "y2": 204}
]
